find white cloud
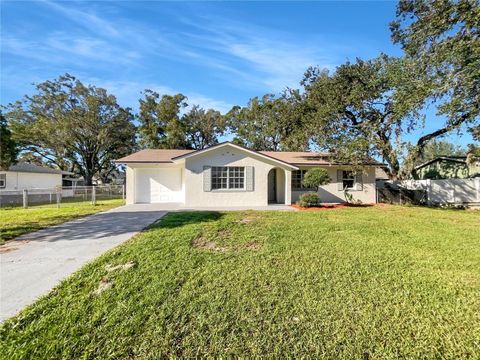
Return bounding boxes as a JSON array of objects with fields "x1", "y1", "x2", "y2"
[
  {"x1": 42, "y1": 0, "x2": 121, "y2": 38},
  {"x1": 83, "y1": 78, "x2": 233, "y2": 113},
  {"x1": 186, "y1": 93, "x2": 233, "y2": 114},
  {"x1": 174, "y1": 17, "x2": 338, "y2": 91},
  {"x1": 2, "y1": 1, "x2": 344, "y2": 108}
]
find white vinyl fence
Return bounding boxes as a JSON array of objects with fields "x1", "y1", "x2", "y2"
[
  {"x1": 378, "y1": 178, "x2": 480, "y2": 207},
  {"x1": 0, "y1": 185, "x2": 125, "y2": 208}
]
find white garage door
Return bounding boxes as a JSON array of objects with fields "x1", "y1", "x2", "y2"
[{"x1": 135, "y1": 168, "x2": 183, "y2": 203}]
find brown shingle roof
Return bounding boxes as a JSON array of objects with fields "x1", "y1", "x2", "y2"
[
  {"x1": 117, "y1": 148, "x2": 331, "y2": 165},
  {"x1": 259, "y1": 151, "x2": 332, "y2": 165},
  {"x1": 115, "y1": 149, "x2": 195, "y2": 163},
  {"x1": 116, "y1": 145, "x2": 383, "y2": 166}
]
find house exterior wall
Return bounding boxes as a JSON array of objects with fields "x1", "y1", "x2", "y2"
[
  {"x1": 0, "y1": 171, "x2": 62, "y2": 191},
  {"x1": 292, "y1": 166, "x2": 377, "y2": 204},
  {"x1": 183, "y1": 147, "x2": 292, "y2": 207},
  {"x1": 125, "y1": 166, "x2": 135, "y2": 205}
]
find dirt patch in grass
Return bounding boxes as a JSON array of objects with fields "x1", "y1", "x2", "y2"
[
  {"x1": 236, "y1": 214, "x2": 262, "y2": 224},
  {"x1": 192, "y1": 227, "x2": 261, "y2": 252},
  {"x1": 94, "y1": 262, "x2": 136, "y2": 295},
  {"x1": 192, "y1": 227, "x2": 232, "y2": 252},
  {"x1": 94, "y1": 277, "x2": 113, "y2": 295},
  {"x1": 192, "y1": 236, "x2": 261, "y2": 253},
  {"x1": 192, "y1": 236, "x2": 227, "y2": 252},
  {"x1": 217, "y1": 229, "x2": 231, "y2": 240},
  {"x1": 243, "y1": 242, "x2": 262, "y2": 251},
  {"x1": 105, "y1": 261, "x2": 136, "y2": 272}
]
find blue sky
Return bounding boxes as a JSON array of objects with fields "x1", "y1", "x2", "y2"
[{"x1": 1, "y1": 0, "x2": 473, "y2": 147}]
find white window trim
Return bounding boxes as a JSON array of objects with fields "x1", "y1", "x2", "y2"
[{"x1": 211, "y1": 166, "x2": 246, "y2": 191}]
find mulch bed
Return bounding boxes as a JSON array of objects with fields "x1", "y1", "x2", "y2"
[{"x1": 290, "y1": 203, "x2": 375, "y2": 211}]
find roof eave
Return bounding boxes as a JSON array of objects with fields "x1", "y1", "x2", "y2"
[
  {"x1": 171, "y1": 142, "x2": 299, "y2": 170},
  {"x1": 414, "y1": 157, "x2": 467, "y2": 170}
]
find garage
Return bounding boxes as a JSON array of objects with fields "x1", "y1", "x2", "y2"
[{"x1": 134, "y1": 167, "x2": 183, "y2": 203}]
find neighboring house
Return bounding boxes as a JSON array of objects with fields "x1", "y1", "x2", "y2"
[
  {"x1": 66, "y1": 169, "x2": 125, "y2": 187},
  {"x1": 0, "y1": 162, "x2": 73, "y2": 190},
  {"x1": 116, "y1": 142, "x2": 382, "y2": 206},
  {"x1": 62, "y1": 176, "x2": 84, "y2": 187},
  {"x1": 412, "y1": 156, "x2": 480, "y2": 180}
]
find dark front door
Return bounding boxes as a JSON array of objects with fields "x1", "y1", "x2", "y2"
[{"x1": 268, "y1": 169, "x2": 276, "y2": 203}]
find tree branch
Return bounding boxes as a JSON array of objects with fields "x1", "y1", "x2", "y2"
[
  {"x1": 345, "y1": 110, "x2": 359, "y2": 126},
  {"x1": 415, "y1": 115, "x2": 466, "y2": 150}
]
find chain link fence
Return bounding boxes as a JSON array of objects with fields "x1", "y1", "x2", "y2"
[{"x1": 0, "y1": 185, "x2": 125, "y2": 208}]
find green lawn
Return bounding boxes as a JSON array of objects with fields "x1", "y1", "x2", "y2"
[
  {"x1": 1, "y1": 206, "x2": 479, "y2": 358},
  {"x1": 0, "y1": 199, "x2": 123, "y2": 244}
]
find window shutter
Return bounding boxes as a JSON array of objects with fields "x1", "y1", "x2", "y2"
[
  {"x1": 337, "y1": 170, "x2": 343, "y2": 191},
  {"x1": 246, "y1": 166, "x2": 254, "y2": 191},
  {"x1": 355, "y1": 174, "x2": 363, "y2": 191},
  {"x1": 203, "y1": 166, "x2": 211, "y2": 192}
]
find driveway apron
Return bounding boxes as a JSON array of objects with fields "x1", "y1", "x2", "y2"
[{"x1": 1, "y1": 204, "x2": 167, "y2": 322}]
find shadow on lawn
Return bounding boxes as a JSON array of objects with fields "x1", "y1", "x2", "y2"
[
  {"x1": 155, "y1": 211, "x2": 224, "y2": 229},
  {"x1": 3, "y1": 210, "x2": 225, "y2": 244}
]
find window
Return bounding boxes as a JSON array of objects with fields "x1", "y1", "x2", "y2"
[
  {"x1": 228, "y1": 167, "x2": 245, "y2": 189},
  {"x1": 341, "y1": 171, "x2": 355, "y2": 190},
  {"x1": 211, "y1": 166, "x2": 245, "y2": 190},
  {"x1": 292, "y1": 170, "x2": 314, "y2": 190},
  {"x1": 0, "y1": 174, "x2": 5, "y2": 189}
]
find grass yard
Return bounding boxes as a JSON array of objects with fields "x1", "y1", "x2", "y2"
[
  {"x1": 1, "y1": 206, "x2": 479, "y2": 358},
  {"x1": 0, "y1": 199, "x2": 123, "y2": 244}
]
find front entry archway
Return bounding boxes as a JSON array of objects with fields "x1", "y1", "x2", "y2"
[{"x1": 267, "y1": 168, "x2": 286, "y2": 204}]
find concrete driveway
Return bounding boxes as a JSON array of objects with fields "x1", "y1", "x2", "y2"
[{"x1": 0, "y1": 204, "x2": 167, "y2": 322}]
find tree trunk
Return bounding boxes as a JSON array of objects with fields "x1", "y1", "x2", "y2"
[
  {"x1": 375, "y1": 131, "x2": 400, "y2": 180},
  {"x1": 84, "y1": 174, "x2": 93, "y2": 186},
  {"x1": 383, "y1": 156, "x2": 400, "y2": 180}
]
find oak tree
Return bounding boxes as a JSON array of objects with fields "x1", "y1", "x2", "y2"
[
  {"x1": 5, "y1": 74, "x2": 136, "y2": 185},
  {"x1": 0, "y1": 112, "x2": 18, "y2": 170},
  {"x1": 391, "y1": 0, "x2": 480, "y2": 166}
]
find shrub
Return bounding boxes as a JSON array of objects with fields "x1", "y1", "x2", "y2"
[
  {"x1": 298, "y1": 192, "x2": 320, "y2": 208},
  {"x1": 302, "y1": 168, "x2": 331, "y2": 191}
]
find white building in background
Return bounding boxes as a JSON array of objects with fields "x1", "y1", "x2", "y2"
[{"x1": 0, "y1": 162, "x2": 73, "y2": 191}]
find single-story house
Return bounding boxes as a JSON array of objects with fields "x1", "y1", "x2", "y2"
[
  {"x1": 412, "y1": 156, "x2": 480, "y2": 180},
  {"x1": 116, "y1": 142, "x2": 382, "y2": 207},
  {"x1": 0, "y1": 162, "x2": 73, "y2": 191}
]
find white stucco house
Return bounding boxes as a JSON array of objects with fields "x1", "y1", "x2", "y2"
[
  {"x1": 0, "y1": 162, "x2": 73, "y2": 191},
  {"x1": 116, "y1": 142, "x2": 382, "y2": 207}
]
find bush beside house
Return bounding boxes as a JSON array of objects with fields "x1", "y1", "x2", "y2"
[
  {"x1": 298, "y1": 192, "x2": 321, "y2": 207},
  {"x1": 297, "y1": 168, "x2": 331, "y2": 207}
]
